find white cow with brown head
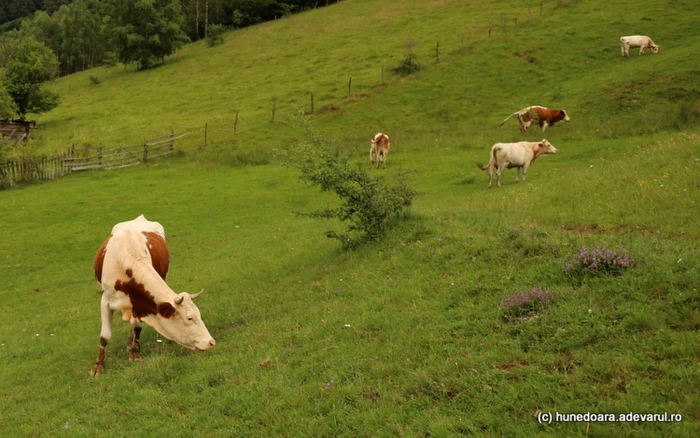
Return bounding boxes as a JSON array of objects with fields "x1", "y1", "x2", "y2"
[
  {"x1": 478, "y1": 139, "x2": 558, "y2": 188},
  {"x1": 90, "y1": 215, "x2": 215, "y2": 377},
  {"x1": 620, "y1": 35, "x2": 659, "y2": 57}
]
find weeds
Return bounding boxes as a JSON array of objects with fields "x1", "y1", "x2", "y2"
[
  {"x1": 501, "y1": 286, "x2": 554, "y2": 322},
  {"x1": 564, "y1": 246, "x2": 634, "y2": 278}
]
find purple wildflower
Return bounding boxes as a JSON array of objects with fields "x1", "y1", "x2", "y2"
[
  {"x1": 564, "y1": 246, "x2": 634, "y2": 277},
  {"x1": 501, "y1": 287, "x2": 554, "y2": 320}
]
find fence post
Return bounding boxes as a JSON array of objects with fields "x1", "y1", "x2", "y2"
[
  {"x1": 381, "y1": 63, "x2": 385, "y2": 84},
  {"x1": 169, "y1": 129, "x2": 175, "y2": 153},
  {"x1": 348, "y1": 77, "x2": 352, "y2": 97},
  {"x1": 310, "y1": 93, "x2": 314, "y2": 114},
  {"x1": 205, "y1": 122, "x2": 208, "y2": 147},
  {"x1": 234, "y1": 111, "x2": 239, "y2": 134},
  {"x1": 271, "y1": 99, "x2": 277, "y2": 123},
  {"x1": 488, "y1": 22, "x2": 493, "y2": 38},
  {"x1": 143, "y1": 139, "x2": 148, "y2": 162},
  {"x1": 98, "y1": 145, "x2": 103, "y2": 167},
  {"x1": 435, "y1": 41, "x2": 440, "y2": 63}
]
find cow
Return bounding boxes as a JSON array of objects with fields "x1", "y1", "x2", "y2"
[
  {"x1": 90, "y1": 215, "x2": 215, "y2": 377},
  {"x1": 478, "y1": 139, "x2": 558, "y2": 188},
  {"x1": 370, "y1": 133, "x2": 391, "y2": 168},
  {"x1": 499, "y1": 106, "x2": 570, "y2": 133},
  {"x1": 620, "y1": 35, "x2": 659, "y2": 57}
]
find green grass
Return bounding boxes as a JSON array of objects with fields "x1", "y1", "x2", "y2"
[{"x1": 2, "y1": 0, "x2": 700, "y2": 436}]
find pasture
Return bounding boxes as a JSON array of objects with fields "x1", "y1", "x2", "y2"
[{"x1": 1, "y1": 0, "x2": 699, "y2": 436}]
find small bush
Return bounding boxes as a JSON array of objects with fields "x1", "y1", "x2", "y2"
[
  {"x1": 393, "y1": 52, "x2": 421, "y2": 75},
  {"x1": 89, "y1": 76, "x2": 101, "y2": 85},
  {"x1": 276, "y1": 120, "x2": 418, "y2": 247},
  {"x1": 564, "y1": 246, "x2": 634, "y2": 278},
  {"x1": 207, "y1": 24, "x2": 226, "y2": 47},
  {"x1": 501, "y1": 287, "x2": 554, "y2": 322}
]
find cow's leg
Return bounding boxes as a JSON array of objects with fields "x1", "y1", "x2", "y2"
[
  {"x1": 383, "y1": 153, "x2": 387, "y2": 169},
  {"x1": 522, "y1": 163, "x2": 530, "y2": 182},
  {"x1": 487, "y1": 166, "x2": 494, "y2": 189},
  {"x1": 127, "y1": 322, "x2": 143, "y2": 361},
  {"x1": 541, "y1": 121, "x2": 549, "y2": 132},
  {"x1": 90, "y1": 294, "x2": 113, "y2": 377},
  {"x1": 639, "y1": 46, "x2": 645, "y2": 55},
  {"x1": 496, "y1": 164, "x2": 505, "y2": 188},
  {"x1": 515, "y1": 167, "x2": 521, "y2": 182},
  {"x1": 369, "y1": 146, "x2": 375, "y2": 164}
]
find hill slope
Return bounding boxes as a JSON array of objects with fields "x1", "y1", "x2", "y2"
[{"x1": 2, "y1": 0, "x2": 699, "y2": 436}]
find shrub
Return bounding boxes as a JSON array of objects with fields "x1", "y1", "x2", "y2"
[
  {"x1": 276, "y1": 121, "x2": 418, "y2": 247},
  {"x1": 564, "y1": 246, "x2": 634, "y2": 278},
  {"x1": 393, "y1": 52, "x2": 421, "y2": 75},
  {"x1": 89, "y1": 76, "x2": 101, "y2": 85},
  {"x1": 207, "y1": 24, "x2": 226, "y2": 47},
  {"x1": 501, "y1": 287, "x2": 554, "y2": 322}
]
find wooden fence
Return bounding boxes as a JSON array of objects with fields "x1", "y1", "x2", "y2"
[{"x1": 0, "y1": 130, "x2": 186, "y2": 189}]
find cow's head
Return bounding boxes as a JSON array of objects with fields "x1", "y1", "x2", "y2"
[
  {"x1": 143, "y1": 290, "x2": 216, "y2": 351},
  {"x1": 538, "y1": 139, "x2": 558, "y2": 155},
  {"x1": 650, "y1": 44, "x2": 659, "y2": 54},
  {"x1": 561, "y1": 110, "x2": 570, "y2": 122}
]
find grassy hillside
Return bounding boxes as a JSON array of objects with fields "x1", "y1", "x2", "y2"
[{"x1": 1, "y1": 0, "x2": 699, "y2": 436}]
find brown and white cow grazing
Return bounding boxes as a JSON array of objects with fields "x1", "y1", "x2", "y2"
[
  {"x1": 620, "y1": 35, "x2": 659, "y2": 57},
  {"x1": 478, "y1": 139, "x2": 558, "y2": 188},
  {"x1": 90, "y1": 215, "x2": 215, "y2": 377},
  {"x1": 499, "y1": 106, "x2": 570, "y2": 133},
  {"x1": 370, "y1": 133, "x2": 391, "y2": 168}
]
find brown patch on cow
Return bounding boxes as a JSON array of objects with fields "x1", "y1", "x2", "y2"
[
  {"x1": 142, "y1": 232, "x2": 169, "y2": 280},
  {"x1": 115, "y1": 278, "x2": 157, "y2": 318},
  {"x1": 156, "y1": 302, "x2": 176, "y2": 318},
  {"x1": 93, "y1": 236, "x2": 111, "y2": 283},
  {"x1": 125, "y1": 268, "x2": 133, "y2": 278}
]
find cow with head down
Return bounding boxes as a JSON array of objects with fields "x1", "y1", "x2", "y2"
[
  {"x1": 620, "y1": 35, "x2": 659, "y2": 57},
  {"x1": 90, "y1": 215, "x2": 215, "y2": 377},
  {"x1": 478, "y1": 139, "x2": 558, "y2": 188}
]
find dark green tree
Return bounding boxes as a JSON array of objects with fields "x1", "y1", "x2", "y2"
[
  {"x1": 0, "y1": 36, "x2": 59, "y2": 119},
  {"x1": 106, "y1": 0, "x2": 189, "y2": 70},
  {"x1": 0, "y1": 71, "x2": 19, "y2": 119}
]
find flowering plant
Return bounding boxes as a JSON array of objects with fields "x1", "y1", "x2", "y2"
[{"x1": 564, "y1": 246, "x2": 634, "y2": 277}]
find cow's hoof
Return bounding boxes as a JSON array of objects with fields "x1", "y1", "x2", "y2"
[
  {"x1": 129, "y1": 352, "x2": 141, "y2": 362},
  {"x1": 90, "y1": 364, "x2": 104, "y2": 377}
]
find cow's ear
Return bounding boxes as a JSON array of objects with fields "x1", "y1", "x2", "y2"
[{"x1": 157, "y1": 302, "x2": 176, "y2": 318}]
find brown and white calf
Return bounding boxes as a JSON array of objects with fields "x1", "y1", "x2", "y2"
[
  {"x1": 370, "y1": 133, "x2": 391, "y2": 168},
  {"x1": 478, "y1": 139, "x2": 558, "y2": 188},
  {"x1": 90, "y1": 215, "x2": 215, "y2": 377},
  {"x1": 499, "y1": 106, "x2": 570, "y2": 133},
  {"x1": 620, "y1": 35, "x2": 659, "y2": 57}
]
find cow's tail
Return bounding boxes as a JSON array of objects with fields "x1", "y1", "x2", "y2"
[
  {"x1": 477, "y1": 146, "x2": 498, "y2": 171},
  {"x1": 498, "y1": 112, "x2": 519, "y2": 127}
]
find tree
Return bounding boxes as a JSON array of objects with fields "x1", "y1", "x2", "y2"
[
  {"x1": 106, "y1": 0, "x2": 189, "y2": 70},
  {"x1": 0, "y1": 36, "x2": 59, "y2": 119},
  {"x1": 0, "y1": 71, "x2": 19, "y2": 119}
]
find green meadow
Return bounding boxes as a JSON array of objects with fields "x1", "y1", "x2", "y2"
[{"x1": 1, "y1": 0, "x2": 699, "y2": 436}]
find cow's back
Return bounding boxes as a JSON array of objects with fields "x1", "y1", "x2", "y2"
[{"x1": 94, "y1": 215, "x2": 169, "y2": 284}]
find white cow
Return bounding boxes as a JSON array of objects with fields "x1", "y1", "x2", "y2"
[
  {"x1": 478, "y1": 140, "x2": 558, "y2": 188},
  {"x1": 90, "y1": 215, "x2": 215, "y2": 376},
  {"x1": 620, "y1": 35, "x2": 659, "y2": 57}
]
